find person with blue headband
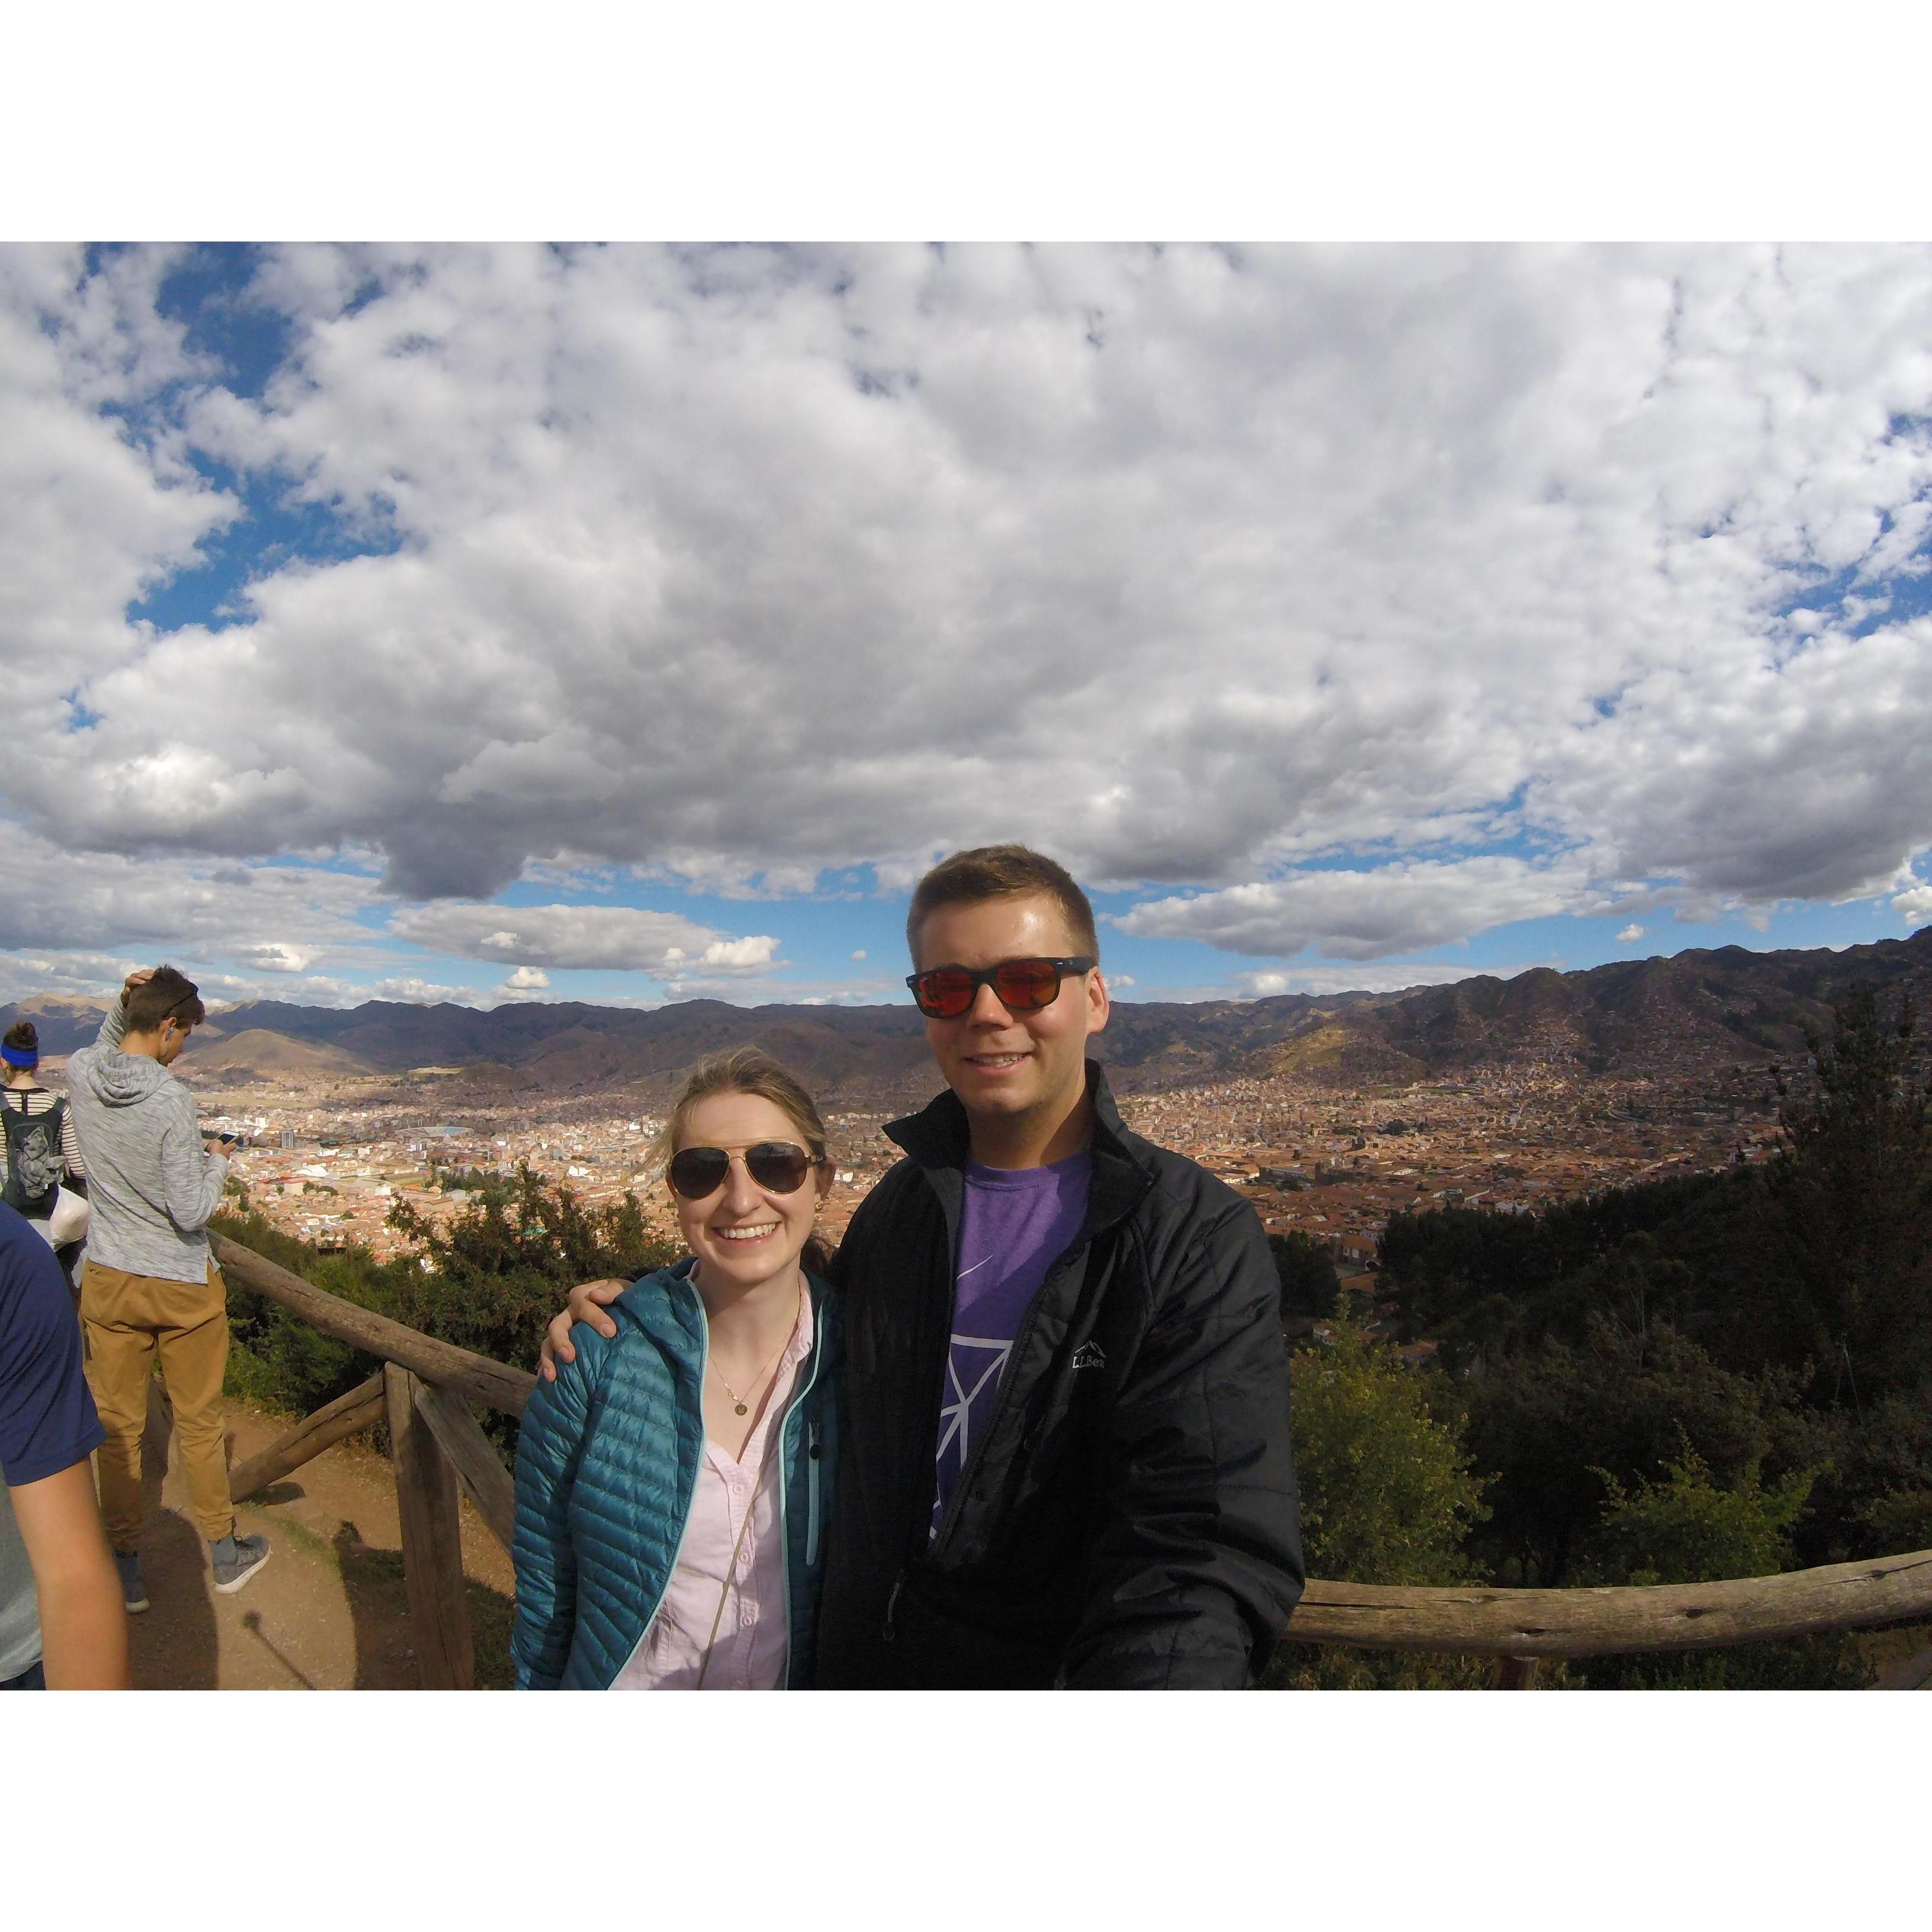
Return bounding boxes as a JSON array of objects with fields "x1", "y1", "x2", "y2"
[{"x1": 2, "y1": 1022, "x2": 89, "y2": 1257}]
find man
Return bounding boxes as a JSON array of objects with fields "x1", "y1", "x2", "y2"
[
  {"x1": 65, "y1": 967, "x2": 270, "y2": 1611},
  {"x1": 546, "y1": 845, "x2": 1303, "y2": 1687},
  {"x1": 1, "y1": 1200, "x2": 129, "y2": 1689}
]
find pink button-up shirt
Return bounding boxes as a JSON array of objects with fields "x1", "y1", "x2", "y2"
[{"x1": 612, "y1": 1291, "x2": 814, "y2": 1691}]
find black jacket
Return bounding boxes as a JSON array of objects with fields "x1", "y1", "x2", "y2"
[{"x1": 816, "y1": 1061, "x2": 1303, "y2": 1688}]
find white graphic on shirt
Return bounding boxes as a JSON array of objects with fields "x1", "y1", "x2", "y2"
[{"x1": 935, "y1": 1335, "x2": 1014, "y2": 1470}]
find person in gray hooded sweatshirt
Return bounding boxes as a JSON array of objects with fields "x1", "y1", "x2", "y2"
[{"x1": 66, "y1": 966, "x2": 269, "y2": 1611}]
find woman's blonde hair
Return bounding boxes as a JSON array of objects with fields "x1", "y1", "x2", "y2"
[{"x1": 651, "y1": 1046, "x2": 831, "y2": 1175}]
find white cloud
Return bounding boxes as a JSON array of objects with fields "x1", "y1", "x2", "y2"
[
  {"x1": 1895, "y1": 883, "x2": 1932, "y2": 928},
  {"x1": 234, "y1": 942, "x2": 324, "y2": 974},
  {"x1": 5, "y1": 244, "x2": 1932, "y2": 967},
  {"x1": 851, "y1": 948, "x2": 867, "y2": 960},
  {"x1": 697, "y1": 935, "x2": 779, "y2": 970},
  {"x1": 0, "y1": 247, "x2": 233, "y2": 736},
  {"x1": 1232, "y1": 962, "x2": 1519, "y2": 997},
  {"x1": 1116, "y1": 857, "x2": 1592, "y2": 961},
  {"x1": 503, "y1": 964, "x2": 550, "y2": 990},
  {"x1": 1617, "y1": 923, "x2": 1647, "y2": 943},
  {"x1": 370, "y1": 977, "x2": 491, "y2": 1006},
  {"x1": 0, "y1": 822, "x2": 381, "y2": 975},
  {"x1": 659, "y1": 971, "x2": 900, "y2": 1007},
  {"x1": 391, "y1": 901, "x2": 724, "y2": 970}
]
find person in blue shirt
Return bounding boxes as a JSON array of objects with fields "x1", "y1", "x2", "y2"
[{"x1": 0, "y1": 1201, "x2": 127, "y2": 1689}]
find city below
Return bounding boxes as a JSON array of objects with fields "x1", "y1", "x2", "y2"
[
  {"x1": 47, "y1": 1048, "x2": 1782, "y2": 1285},
  {"x1": 15, "y1": 921, "x2": 1926, "y2": 1302}
]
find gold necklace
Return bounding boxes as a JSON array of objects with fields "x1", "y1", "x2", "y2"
[{"x1": 708, "y1": 1288, "x2": 803, "y2": 1416}]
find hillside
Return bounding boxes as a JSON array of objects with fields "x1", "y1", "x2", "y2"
[
  {"x1": 5, "y1": 926, "x2": 1927, "y2": 1102},
  {"x1": 183, "y1": 1029, "x2": 375, "y2": 1083}
]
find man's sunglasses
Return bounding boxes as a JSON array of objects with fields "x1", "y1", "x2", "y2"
[
  {"x1": 667, "y1": 1141, "x2": 819, "y2": 1200},
  {"x1": 905, "y1": 955, "x2": 1094, "y2": 1020}
]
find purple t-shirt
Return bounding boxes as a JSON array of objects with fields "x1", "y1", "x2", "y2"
[{"x1": 932, "y1": 1152, "x2": 1091, "y2": 1534}]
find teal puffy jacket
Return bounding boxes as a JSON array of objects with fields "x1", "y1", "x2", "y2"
[{"x1": 510, "y1": 1260, "x2": 841, "y2": 1689}]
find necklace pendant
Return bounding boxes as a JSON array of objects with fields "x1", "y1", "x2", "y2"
[{"x1": 734, "y1": 1401, "x2": 748, "y2": 1416}]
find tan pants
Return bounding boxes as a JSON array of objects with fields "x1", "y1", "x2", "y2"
[{"x1": 82, "y1": 1260, "x2": 234, "y2": 1549}]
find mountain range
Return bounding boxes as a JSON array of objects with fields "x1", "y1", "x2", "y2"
[{"x1": 7, "y1": 927, "x2": 1928, "y2": 1106}]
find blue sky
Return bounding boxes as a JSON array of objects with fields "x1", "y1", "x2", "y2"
[{"x1": 3, "y1": 242, "x2": 1930, "y2": 1012}]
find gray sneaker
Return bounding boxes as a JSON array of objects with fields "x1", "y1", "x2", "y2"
[
  {"x1": 209, "y1": 1530, "x2": 271, "y2": 1595},
  {"x1": 114, "y1": 1549, "x2": 149, "y2": 1614}
]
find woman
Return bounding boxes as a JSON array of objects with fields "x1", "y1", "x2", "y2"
[
  {"x1": 2, "y1": 1022, "x2": 90, "y2": 1254},
  {"x1": 511, "y1": 1046, "x2": 841, "y2": 1690}
]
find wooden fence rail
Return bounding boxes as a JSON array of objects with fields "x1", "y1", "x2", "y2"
[
  {"x1": 211, "y1": 1231, "x2": 536, "y2": 1416},
  {"x1": 210, "y1": 1231, "x2": 1932, "y2": 1689},
  {"x1": 228, "y1": 1373, "x2": 387, "y2": 1506},
  {"x1": 1287, "y1": 1552, "x2": 1932, "y2": 1658}
]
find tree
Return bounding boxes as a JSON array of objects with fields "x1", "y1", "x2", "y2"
[
  {"x1": 1455, "y1": 1320, "x2": 1826, "y2": 1588},
  {"x1": 1571, "y1": 1438, "x2": 1814, "y2": 1590},
  {"x1": 1265, "y1": 1302, "x2": 1492, "y2": 1689},
  {"x1": 1801, "y1": 1384, "x2": 1932, "y2": 1565},
  {"x1": 383, "y1": 1167, "x2": 680, "y2": 1437},
  {"x1": 1269, "y1": 1229, "x2": 1339, "y2": 1322},
  {"x1": 219, "y1": 1170, "x2": 681, "y2": 1449},
  {"x1": 1762, "y1": 988, "x2": 1932, "y2": 1403},
  {"x1": 1567, "y1": 1440, "x2": 1866, "y2": 1689}
]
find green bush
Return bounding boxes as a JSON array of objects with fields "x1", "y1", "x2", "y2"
[
  {"x1": 1456, "y1": 1321, "x2": 1827, "y2": 1588},
  {"x1": 1572, "y1": 1439, "x2": 1814, "y2": 1589},
  {"x1": 217, "y1": 1170, "x2": 681, "y2": 1453},
  {"x1": 1566, "y1": 1439, "x2": 1867, "y2": 1687},
  {"x1": 1266, "y1": 1302, "x2": 1495, "y2": 1689}
]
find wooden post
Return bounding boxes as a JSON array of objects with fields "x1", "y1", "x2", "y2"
[
  {"x1": 385, "y1": 1363, "x2": 474, "y2": 1689},
  {"x1": 414, "y1": 1382, "x2": 518, "y2": 1556},
  {"x1": 1494, "y1": 1655, "x2": 1540, "y2": 1689}
]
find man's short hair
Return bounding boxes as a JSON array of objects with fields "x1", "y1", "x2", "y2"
[
  {"x1": 123, "y1": 967, "x2": 207, "y2": 1035},
  {"x1": 906, "y1": 845, "x2": 1100, "y2": 963}
]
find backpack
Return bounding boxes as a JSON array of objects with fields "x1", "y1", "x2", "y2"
[{"x1": 2, "y1": 1092, "x2": 65, "y2": 1217}]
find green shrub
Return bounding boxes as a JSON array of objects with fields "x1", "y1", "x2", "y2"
[
  {"x1": 216, "y1": 1174, "x2": 681, "y2": 1455},
  {"x1": 1572, "y1": 1439, "x2": 1813, "y2": 1589},
  {"x1": 1266, "y1": 1302, "x2": 1495, "y2": 1689},
  {"x1": 1567, "y1": 1440, "x2": 1866, "y2": 1688}
]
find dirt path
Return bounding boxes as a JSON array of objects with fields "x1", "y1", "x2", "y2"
[{"x1": 125, "y1": 1387, "x2": 514, "y2": 1689}]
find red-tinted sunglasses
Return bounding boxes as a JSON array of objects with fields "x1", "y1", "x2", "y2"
[
  {"x1": 668, "y1": 1141, "x2": 818, "y2": 1200},
  {"x1": 905, "y1": 955, "x2": 1094, "y2": 1020}
]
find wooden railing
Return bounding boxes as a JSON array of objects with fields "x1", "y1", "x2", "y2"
[
  {"x1": 210, "y1": 1232, "x2": 1932, "y2": 1689},
  {"x1": 214, "y1": 1231, "x2": 530, "y2": 1689}
]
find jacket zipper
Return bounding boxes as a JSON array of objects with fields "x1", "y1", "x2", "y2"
[
  {"x1": 777, "y1": 1280, "x2": 827, "y2": 1689},
  {"x1": 928, "y1": 1242, "x2": 1087, "y2": 1563},
  {"x1": 805, "y1": 1414, "x2": 823, "y2": 1568},
  {"x1": 608, "y1": 1275, "x2": 709, "y2": 1685}
]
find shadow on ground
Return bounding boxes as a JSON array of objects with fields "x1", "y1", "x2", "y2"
[{"x1": 332, "y1": 1523, "x2": 515, "y2": 1689}]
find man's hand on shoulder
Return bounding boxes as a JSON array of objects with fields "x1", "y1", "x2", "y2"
[{"x1": 537, "y1": 1279, "x2": 627, "y2": 1383}]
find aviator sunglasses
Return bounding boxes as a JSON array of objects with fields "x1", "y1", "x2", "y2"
[
  {"x1": 667, "y1": 1141, "x2": 817, "y2": 1200},
  {"x1": 905, "y1": 955, "x2": 1094, "y2": 1020}
]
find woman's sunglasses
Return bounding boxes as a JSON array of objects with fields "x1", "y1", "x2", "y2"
[
  {"x1": 667, "y1": 1141, "x2": 818, "y2": 1200},
  {"x1": 905, "y1": 955, "x2": 1094, "y2": 1020}
]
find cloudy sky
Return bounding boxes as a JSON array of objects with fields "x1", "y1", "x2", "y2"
[{"x1": 2, "y1": 240, "x2": 1930, "y2": 1012}]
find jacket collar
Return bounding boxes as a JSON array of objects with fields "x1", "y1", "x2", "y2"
[{"x1": 885, "y1": 1058, "x2": 1154, "y2": 1239}]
